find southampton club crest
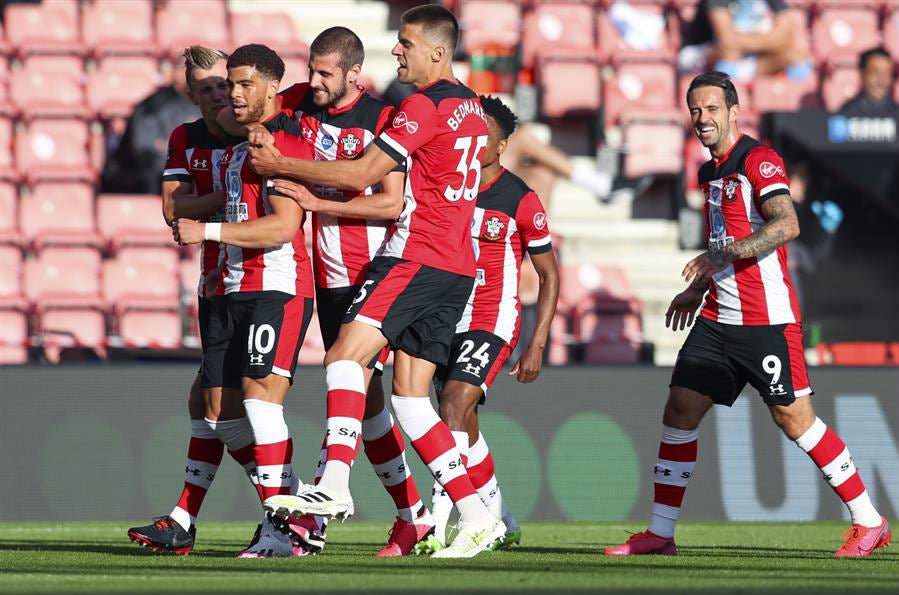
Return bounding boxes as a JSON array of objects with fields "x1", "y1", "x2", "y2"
[
  {"x1": 339, "y1": 133, "x2": 362, "y2": 159},
  {"x1": 723, "y1": 178, "x2": 740, "y2": 202},
  {"x1": 482, "y1": 216, "x2": 505, "y2": 241}
]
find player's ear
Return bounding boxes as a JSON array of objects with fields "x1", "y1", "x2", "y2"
[
  {"x1": 431, "y1": 44, "x2": 446, "y2": 63},
  {"x1": 268, "y1": 78, "x2": 280, "y2": 99},
  {"x1": 348, "y1": 64, "x2": 362, "y2": 86},
  {"x1": 730, "y1": 102, "x2": 741, "y2": 123},
  {"x1": 496, "y1": 137, "x2": 509, "y2": 157}
]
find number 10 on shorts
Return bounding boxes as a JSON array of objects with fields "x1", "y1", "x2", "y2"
[{"x1": 248, "y1": 323, "x2": 275, "y2": 365}]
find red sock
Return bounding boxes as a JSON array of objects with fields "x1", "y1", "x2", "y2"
[
  {"x1": 362, "y1": 408, "x2": 423, "y2": 522},
  {"x1": 317, "y1": 361, "x2": 366, "y2": 491},
  {"x1": 254, "y1": 437, "x2": 294, "y2": 499},
  {"x1": 228, "y1": 443, "x2": 264, "y2": 503},
  {"x1": 172, "y1": 421, "x2": 224, "y2": 529},
  {"x1": 648, "y1": 426, "x2": 698, "y2": 539}
]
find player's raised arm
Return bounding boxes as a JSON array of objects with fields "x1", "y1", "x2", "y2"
[{"x1": 273, "y1": 169, "x2": 405, "y2": 220}]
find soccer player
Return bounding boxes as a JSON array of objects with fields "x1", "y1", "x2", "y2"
[
  {"x1": 127, "y1": 46, "x2": 260, "y2": 556},
  {"x1": 172, "y1": 44, "x2": 316, "y2": 558},
  {"x1": 604, "y1": 71, "x2": 890, "y2": 558},
  {"x1": 421, "y1": 96, "x2": 559, "y2": 552},
  {"x1": 254, "y1": 26, "x2": 434, "y2": 558},
  {"x1": 257, "y1": 5, "x2": 506, "y2": 558}
]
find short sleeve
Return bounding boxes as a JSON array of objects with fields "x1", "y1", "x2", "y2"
[
  {"x1": 274, "y1": 130, "x2": 314, "y2": 161},
  {"x1": 744, "y1": 146, "x2": 791, "y2": 204},
  {"x1": 374, "y1": 104, "x2": 406, "y2": 173},
  {"x1": 374, "y1": 93, "x2": 438, "y2": 165},
  {"x1": 162, "y1": 126, "x2": 192, "y2": 183},
  {"x1": 277, "y1": 83, "x2": 310, "y2": 117},
  {"x1": 516, "y1": 191, "x2": 552, "y2": 255}
]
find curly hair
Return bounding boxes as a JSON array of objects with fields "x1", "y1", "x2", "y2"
[
  {"x1": 479, "y1": 95, "x2": 518, "y2": 139},
  {"x1": 227, "y1": 44, "x2": 285, "y2": 81}
]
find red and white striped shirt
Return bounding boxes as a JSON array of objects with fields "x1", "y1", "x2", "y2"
[
  {"x1": 162, "y1": 119, "x2": 239, "y2": 298},
  {"x1": 279, "y1": 83, "x2": 399, "y2": 289},
  {"x1": 217, "y1": 113, "x2": 314, "y2": 297},
  {"x1": 699, "y1": 134, "x2": 801, "y2": 325},
  {"x1": 456, "y1": 169, "x2": 552, "y2": 344}
]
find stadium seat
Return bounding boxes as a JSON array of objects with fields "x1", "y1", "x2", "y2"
[
  {"x1": 179, "y1": 249, "x2": 201, "y2": 295},
  {"x1": 603, "y1": 61, "x2": 679, "y2": 127},
  {"x1": 822, "y1": 67, "x2": 860, "y2": 112},
  {"x1": 683, "y1": 134, "x2": 710, "y2": 192},
  {"x1": 228, "y1": 12, "x2": 309, "y2": 58},
  {"x1": 577, "y1": 311, "x2": 642, "y2": 343},
  {"x1": 0, "y1": 307, "x2": 29, "y2": 364},
  {"x1": 155, "y1": 0, "x2": 230, "y2": 57},
  {"x1": 596, "y1": 3, "x2": 677, "y2": 64},
  {"x1": 24, "y1": 246, "x2": 103, "y2": 309},
  {"x1": 102, "y1": 252, "x2": 180, "y2": 311},
  {"x1": 81, "y1": 0, "x2": 157, "y2": 57},
  {"x1": 547, "y1": 311, "x2": 570, "y2": 365},
  {"x1": 0, "y1": 116, "x2": 13, "y2": 180},
  {"x1": 114, "y1": 306, "x2": 182, "y2": 350},
  {"x1": 0, "y1": 180, "x2": 20, "y2": 246},
  {"x1": 298, "y1": 309, "x2": 326, "y2": 365},
  {"x1": 522, "y1": 2, "x2": 596, "y2": 67},
  {"x1": 39, "y1": 307, "x2": 108, "y2": 363},
  {"x1": 752, "y1": 74, "x2": 821, "y2": 113},
  {"x1": 10, "y1": 56, "x2": 88, "y2": 118},
  {"x1": 583, "y1": 337, "x2": 642, "y2": 364},
  {"x1": 280, "y1": 55, "x2": 311, "y2": 90},
  {"x1": 538, "y1": 58, "x2": 601, "y2": 118},
  {"x1": 560, "y1": 263, "x2": 640, "y2": 317},
  {"x1": 14, "y1": 118, "x2": 94, "y2": 182},
  {"x1": 828, "y1": 341, "x2": 890, "y2": 365},
  {"x1": 96, "y1": 194, "x2": 172, "y2": 250},
  {"x1": 86, "y1": 56, "x2": 162, "y2": 119},
  {"x1": 459, "y1": 1, "x2": 522, "y2": 53},
  {"x1": 0, "y1": 244, "x2": 23, "y2": 303},
  {"x1": 3, "y1": 0, "x2": 84, "y2": 57},
  {"x1": 622, "y1": 121, "x2": 684, "y2": 176},
  {"x1": 884, "y1": 8, "x2": 899, "y2": 60},
  {"x1": 0, "y1": 57, "x2": 11, "y2": 117},
  {"x1": 811, "y1": 9, "x2": 882, "y2": 66},
  {"x1": 19, "y1": 182, "x2": 100, "y2": 250}
]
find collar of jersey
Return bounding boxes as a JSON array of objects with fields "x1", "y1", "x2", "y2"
[
  {"x1": 479, "y1": 167, "x2": 506, "y2": 194},
  {"x1": 713, "y1": 133, "x2": 745, "y2": 167},
  {"x1": 327, "y1": 86, "x2": 367, "y2": 115}
]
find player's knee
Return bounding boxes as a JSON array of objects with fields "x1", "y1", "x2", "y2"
[
  {"x1": 663, "y1": 388, "x2": 709, "y2": 430},
  {"x1": 187, "y1": 383, "x2": 205, "y2": 419},
  {"x1": 770, "y1": 404, "x2": 814, "y2": 440},
  {"x1": 439, "y1": 390, "x2": 477, "y2": 432}
]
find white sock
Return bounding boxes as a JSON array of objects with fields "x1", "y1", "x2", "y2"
[
  {"x1": 244, "y1": 399, "x2": 297, "y2": 494},
  {"x1": 468, "y1": 433, "x2": 503, "y2": 519},
  {"x1": 209, "y1": 417, "x2": 259, "y2": 490},
  {"x1": 391, "y1": 395, "x2": 490, "y2": 524}
]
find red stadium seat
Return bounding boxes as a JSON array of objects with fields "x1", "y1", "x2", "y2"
[
  {"x1": 298, "y1": 309, "x2": 326, "y2": 365},
  {"x1": 884, "y1": 9, "x2": 899, "y2": 60},
  {"x1": 822, "y1": 67, "x2": 860, "y2": 112},
  {"x1": 102, "y1": 253, "x2": 180, "y2": 311},
  {"x1": 3, "y1": 0, "x2": 84, "y2": 57},
  {"x1": 0, "y1": 116, "x2": 13, "y2": 180},
  {"x1": 10, "y1": 56, "x2": 88, "y2": 118},
  {"x1": 560, "y1": 263, "x2": 639, "y2": 317},
  {"x1": 0, "y1": 57, "x2": 11, "y2": 117},
  {"x1": 603, "y1": 62, "x2": 678, "y2": 127},
  {"x1": 39, "y1": 307, "x2": 108, "y2": 363},
  {"x1": 683, "y1": 134, "x2": 710, "y2": 192},
  {"x1": 547, "y1": 311, "x2": 570, "y2": 365},
  {"x1": 229, "y1": 12, "x2": 309, "y2": 58},
  {"x1": 829, "y1": 342, "x2": 890, "y2": 366},
  {"x1": 596, "y1": 3, "x2": 677, "y2": 64},
  {"x1": 812, "y1": 9, "x2": 882, "y2": 66},
  {"x1": 14, "y1": 118, "x2": 94, "y2": 182},
  {"x1": 24, "y1": 246, "x2": 102, "y2": 309},
  {"x1": 81, "y1": 0, "x2": 157, "y2": 57},
  {"x1": 115, "y1": 306, "x2": 182, "y2": 350},
  {"x1": 583, "y1": 337, "x2": 642, "y2": 364},
  {"x1": 752, "y1": 74, "x2": 820, "y2": 113},
  {"x1": 87, "y1": 56, "x2": 162, "y2": 119},
  {"x1": 0, "y1": 180, "x2": 19, "y2": 246},
  {"x1": 155, "y1": 0, "x2": 230, "y2": 57},
  {"x1": 179, "y1": 249, "x2": 201, "y2": 294},
  {"x1": 96, "y1": 194, "x2": 172, "y2": 250},
  {"x1": 538, "y1": 58, "x2": 601, "y2": 118},
  {"x1": 622, "y1": 121, "x2": 684, "y2": 176},
  {"x1": 19, "y1": 182, "x2": 100, "y2": 249},
  {"x1": 522, "y1": 2, "x2": 595, "y2": 67},
  {"x1": 459, "y1": 1, "x2": 522, "y2": 52},
  {"x1": 0, "y1": 307, "x2": 29, "y2": 364},
  {"x1": 0, "y1": 244, "x2": 23, "y2": 302}
]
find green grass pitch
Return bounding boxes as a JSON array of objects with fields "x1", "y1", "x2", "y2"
[{"x1": 0, "y1": 521, "x2": 895, "y2": 594}]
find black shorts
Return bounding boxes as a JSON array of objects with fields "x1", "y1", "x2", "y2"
[
  {"x1": 670, "y1": 317, "x2": 813, "y2": 406},
  {"x1": 316, "y1": 285, "x2": 392, "y2": 373},
  {"x1": 434, "y1": 330, "x2": 512, "y2": 405},
  {"x1": 202, "y1": 291, "x2": 313, "y2": 389},
  {"x1": 197, "y1": 296, "x2": 216, "y2": 376},
  {"x1": 344, "y1": 256, "x2": 475, "y2": 366}
]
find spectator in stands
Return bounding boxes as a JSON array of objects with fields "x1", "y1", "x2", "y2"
[
  {"x1": 839, "y1": 47, "x2": 899, "y2": 118},
  {"x1": 678, "y1": 0, "x2": 812, "y2": 81},
  {"x1": 100, "y1": 57, "x2": 199, "y2": 194}
]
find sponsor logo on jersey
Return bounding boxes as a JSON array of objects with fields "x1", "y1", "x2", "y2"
[
  {"x1": 192, "y1": 158, "x2": 208, "y2": 170},
  {"x1": 338, "y1": 132, "x2": 362, "y2": 158},
  {"x1": 759, "y1": 161, "x2": 784, "y2": 178},
  {"x1": 723, "y1": 178, "x2": 740, "y2": 202},
  {"x1": 533, "y1": 212, "x2": 547, "y2": 230},
  {"x1": 482, "y1": 216, "x2": 505, "y2": 241},
  {"x1": 392, "y1": 111, "x2": 419, "y2": 134},
  {"x1": 321, "y1": 134, "x2": 334, "y2": 150}
]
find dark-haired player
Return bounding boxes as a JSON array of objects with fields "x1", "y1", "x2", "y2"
[
  {"x1": 257, "y1": 5, "x2": 506, "y2": 558},
  {"x1": 128, "y1": 46, "x2": 258, "y2": 556},
  {"x1": 173, "y1": 44, "x2": 315, "y2": 558},
  {"x1": 604, "y1": 71, "x2": 889, "y2": 558},
  {"x1": 420, "y1": 95, "x2": 559, "y2": 553}
]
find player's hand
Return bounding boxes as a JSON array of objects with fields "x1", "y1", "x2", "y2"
[
  {"x1": 509, "y1": 344, "x2": 543, "y2": 383},
  {"x1": 272, "y1": 178, "x2": 319, "y2": 212},
  {"x1": 681, "y1": 250, "x2": 732, "y2": 287},
  {"x1": 248, "y1": 129, "x2": 282, "y2": 176},
  {"x1": 171, "y1": 218, "x2": 204, "y2": 246},
  {"x1": 665, "y1": 288, "x2": 704, "y2": 331}
]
